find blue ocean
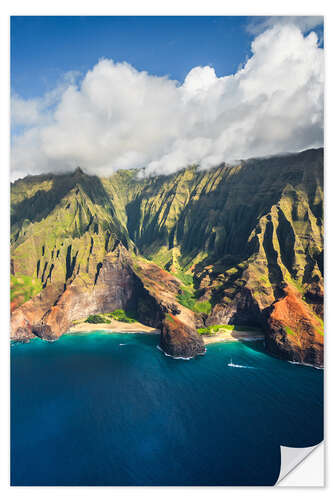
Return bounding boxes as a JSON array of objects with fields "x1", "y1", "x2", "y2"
[{"x1": 11, "y1": 332, "x2": 323, "y2": 486}]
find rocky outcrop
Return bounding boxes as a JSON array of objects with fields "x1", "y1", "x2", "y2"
[
  {"x1": 265, "y1": 285, "x2": 323, "y2": 367},
  {"x1": 131, "y1": 258, "x2": 205, "y2": 356},
  {"x1": 160, "y1": 314, "x2": 206, "y2": 358},
  {"x1": 10, "y1": 282, "x2": 64, "y2": 340},
  {"x1": 11, "y1": 244, "x2": 137, "y2": 340},
  {"x1": 11, "y1": 243, "x2": 205, "y2": 358},
  {"x1": 10, "y1": 148, "x2": 324, "y2": 364},
  {"x1": 31, "y1": 246, "x2": 138, "y2": 340},
  {"x1": 207, "y1": 288, "x2": 263, "y2": 328}
]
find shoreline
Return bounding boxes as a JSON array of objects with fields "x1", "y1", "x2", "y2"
[
  {"x1": 202, "y1": 330, "x2": 264, "y2": 345},
  {"x1": 68, "y1": 322, "x2": 264, "y2": 344},
  {"x1": 68, "y1": 322, "x2": 264, "y2": 346},
  {"x1": 67, "y1": 320, "x2": 160, "y2": 335},
  {"x1": 11, "y1": 326, "x2": 322, "y2": 369}
]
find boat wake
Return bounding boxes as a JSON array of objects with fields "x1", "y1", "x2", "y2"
[
  {"x1": 288, "y1": 360, "x2": 323, "y2": 370},
  {"x1": 227, "y1": 360, "x2": 256, "y2": 369},
  {"x1": 156, "y1": 345, "x2": 192, "y2": 360}
]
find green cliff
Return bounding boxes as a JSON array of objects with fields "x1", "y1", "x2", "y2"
[{"x1": 10, "y1": 148, "x2": 324, "y2": 365}]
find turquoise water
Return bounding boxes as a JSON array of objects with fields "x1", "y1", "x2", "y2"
[{"x1": 11, "y1": 332, "x2": 323, "y2": 486}]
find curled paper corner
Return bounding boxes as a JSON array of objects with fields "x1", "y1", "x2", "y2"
[{"x1": 276, "y1": 442, "x2": 324, "y2": 486}]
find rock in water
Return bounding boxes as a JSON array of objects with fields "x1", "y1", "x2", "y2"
[
  {"x1": 160, "y1": 314, "x2": 206, "y2": 358},
  {"x1": 10, "y1": 148, "x2": 323, "y2": 364},
  {"x1": 265, "y1": 284, "x2": 323, "y2": 367}
]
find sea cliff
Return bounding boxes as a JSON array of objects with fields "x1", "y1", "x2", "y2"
[{"x1": 11, "y1": 148, "x2": 324, "y2": 364}]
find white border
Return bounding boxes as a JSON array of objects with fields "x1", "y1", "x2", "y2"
[
  {"x1": 1, "y1": 1, "x2": 331, "y2": 497},
  {"x1": 278, "y1": 443, "x2": 325, "y2": 487}
]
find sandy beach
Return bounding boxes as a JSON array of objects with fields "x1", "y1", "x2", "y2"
[
  {"x1": 68, "y1": 321, "x2": 263, "y2": 345},
  {"x1": 68, "y1": 319, "x2": 160, "y2": 335},
  {"x1": 202, "y1": 330, "x2": 264, "y2": 345}
]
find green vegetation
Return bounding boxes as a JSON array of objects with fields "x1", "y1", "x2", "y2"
[
  {"x1": 197, "y1": 325, "x2": 228, "y2": 336},
  {"x1": 198, "y1": 324, "x2": 262, "y2": 335},
  {"x1": 176, "y1": 286, "x2": 212, "y2": 314},
  {"x1": 10, "y1": 274, "x2": 42, "y2": 305},
  {"x1": 176, "y1": 287, "x2": 196, "y2": 310},
  {"x1": 286, "y1": 277, "x2": 304, "y2": 294},
  {"x1": 148, "y1": 246, "x2": 173, "y2": 269},
  {"x1": 173, "y1": 269, "x2": 194, "y2": 287},
  {"x1": 84, "y1": 310, "x2": 137, "y2": 324},
  {"x1": 108, "y1": 309, "x2": 137, "y2": 323},
  {"x1": 192, "y1": 301, "x2": 212, "y2": 314},
  {"x1": 166, "y1": 313, "x2": 176, "y2": 324},
  {"x1": 260, "y1": 275, "x2": 270, "y2": 285},
  {"x1": 10, "y1": 147, "x2": 324, "y2": 348},
  {"x1": 284, "y1": 326, "x2": 297, "y2": 337},
  {"x1": 85, "y1": 314, "x2": 111, "y2": 324},
  {"x1": 233, "y1": 325, "x2": 261, "y2": 332},
  {"x1": 313, "y1": 315, "x2": 324, "y2": 336}
]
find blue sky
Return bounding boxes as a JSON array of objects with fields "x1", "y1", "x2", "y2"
[
  {"x1": 11, "y1": 16, "x2": 324, "y2": 179},
  {"x1": 10, "y1": 16, "x2": 324, "y2": 99},
  {"x1": 11, "y1": 16, "x2": 256, "y2": 98}
]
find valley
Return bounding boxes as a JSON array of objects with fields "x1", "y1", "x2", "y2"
[{"x1": 10, "y1": 148, "x2": 324, "y2": 366}]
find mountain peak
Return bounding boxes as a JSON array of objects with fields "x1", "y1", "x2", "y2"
[{"x1": 73, "y1": 166, "x2": 84, "y2": 176}]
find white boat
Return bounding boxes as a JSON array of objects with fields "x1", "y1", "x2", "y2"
[{"x1": 227, "y1": 358, "x2": 255, "y2": 369}]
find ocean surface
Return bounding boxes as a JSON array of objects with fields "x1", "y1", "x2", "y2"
[{"x1": 11, "y1": 332, "x2": 323, "y2": 486}]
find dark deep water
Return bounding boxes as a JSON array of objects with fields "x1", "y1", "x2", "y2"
[{"x1": 11, "y1": 332, "x2": 323, "y2": 486}]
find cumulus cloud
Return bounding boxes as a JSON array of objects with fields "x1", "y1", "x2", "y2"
[
  {"x1": 246, "y1": 16, "x2": 324, "y2": 35},
  {"x1": 11, "y1": 71, "x2": 82, "y2": 130},
  {"x1": 11, "y1": 23, "x2": 324, "y2": 180},
  {"x1": 11, "y1": 95, "x2": 42, "y2": 127}
]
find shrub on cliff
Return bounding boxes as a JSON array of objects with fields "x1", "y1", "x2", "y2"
[
  {"x1": 85, "y1": 314, "x2": 111, "y2": 324},
  {"x1": 107, "y1": 309, "x2": 136, "y2": 323}
]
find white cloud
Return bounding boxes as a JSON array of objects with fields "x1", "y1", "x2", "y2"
[
  {"x1": 11, "y1": 23, "x2": 324, "y2": 180},
  {"x1": 11, "y1": 71, "x2": 82, "y2": 130},
  {"x1": 11, "y1": 95, "x2": 41, "y2": 127},
  {"x1": 246, "y1": 16, "x2": 323, "y2": 35}
]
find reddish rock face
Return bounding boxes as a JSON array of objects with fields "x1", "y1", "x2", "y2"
[
  {"x1": 10, "y1": 283, "x2": 64, "y2": 340},
  {"x1": 10, "y1": 244, "x2": 206, "y2": 359},
  {"x1": 265, "y1": 285, "x2": 323, "y2": 367},
  {"x1": 160, "y1": 314, "x2": 206, "y2": 359},
  {"x1": 11, "y1": 248, "x2": 141, "y2": 340},
  {"x1": 32, "y1": 256, "x2": 138, "y2": 339},
  {"x1": 10, "y1": 149, "x2": 324, "y2": 364}
]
